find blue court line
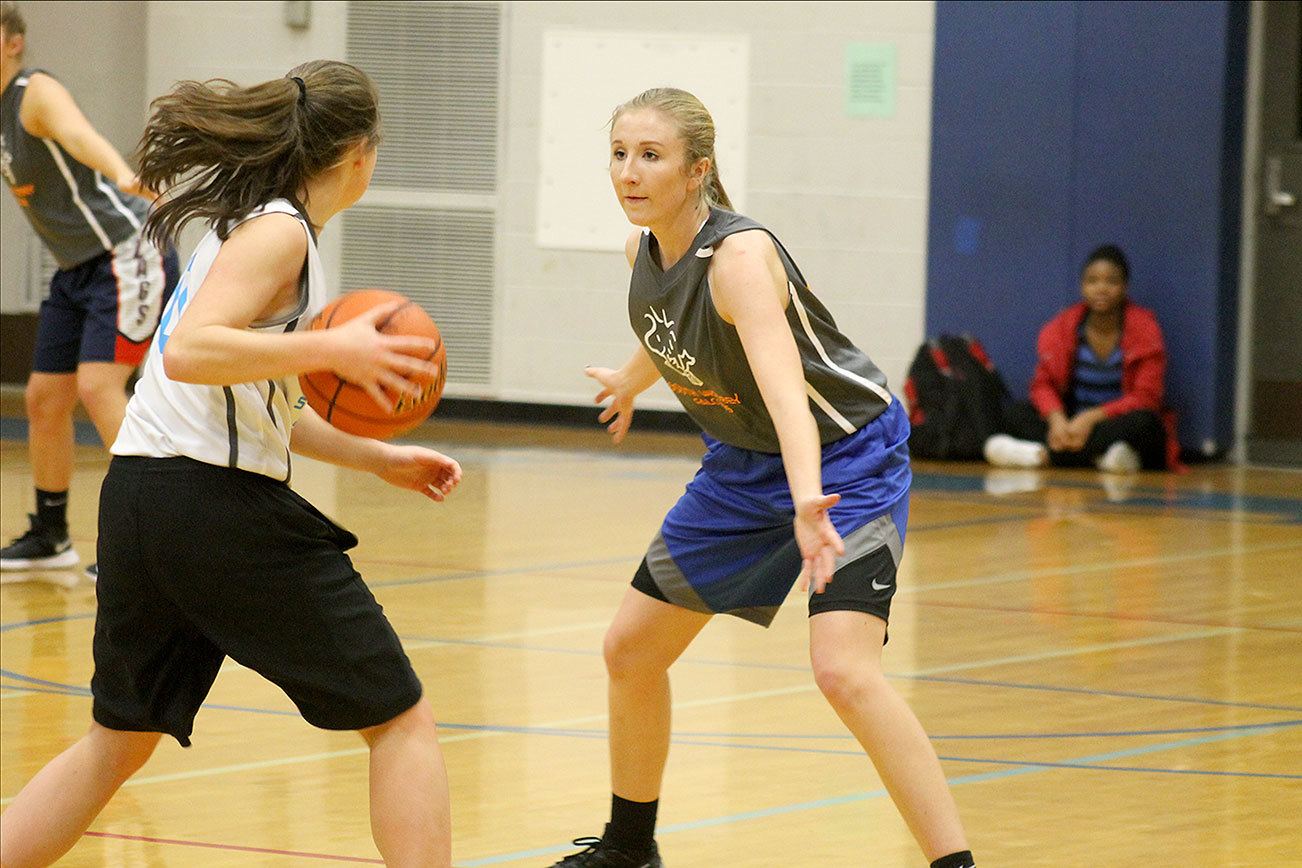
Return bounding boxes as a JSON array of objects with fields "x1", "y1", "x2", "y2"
[
  {"x1": 0, "y1": 613, "x2": 96, "y2": 633},
  {"x1": 909, "y1": 472, "x2": 1302, "y2": 523},
  {"x1": 5, "y1": 613, "x2": 1298, "y2": 713},
  {"x1": 600, "y1": 720, "x2": 1302, "y2": 741},
  {"x1": 6, "y1": 414, "x2": 1299, "y2": 522},
  {"x1": 5, "y1": 675, "x2": 1298, "y2": 749},
  {"x1": 0, "y1": 417, "x2": 102, "y2": 447},
  {"x1": 400, "y1": 634, "x2": 1302, "y2": 713},
  {"x1": 368, "y1": 555, "x2": 637, "y2": 589},
  {"x1": 6, "y1": 678, "x2": 1295, "y2": 790},
  {"x1": 664, "y1": 734, "x2": 1302, "y2": 778},
  {"x1": 907, "y1": 673, "x2": 1302, "y2": 713},
  {"x1": 456, "y1": 722, "x2": 1299, "y2": 866}
]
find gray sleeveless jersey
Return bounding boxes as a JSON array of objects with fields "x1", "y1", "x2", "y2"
[
  {"x1": 629, "y1": 208, "x2": 892, "y2": 453},
  {"x1": 1, "y1": 69, "x2": 149, "y2": 269}
]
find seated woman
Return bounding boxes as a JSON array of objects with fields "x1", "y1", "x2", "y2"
[{"x1": 985, "y1": 245, "x2": 1179, "y2": 472}]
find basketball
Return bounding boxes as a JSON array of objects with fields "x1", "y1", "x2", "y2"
[{"x1": 299, "y1": 289, "x2": 447, "y2": 440}]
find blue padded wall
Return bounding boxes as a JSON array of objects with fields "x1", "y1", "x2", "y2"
[{"x1": 926, "y1": 0, "x2": 1247, "y2": 454}]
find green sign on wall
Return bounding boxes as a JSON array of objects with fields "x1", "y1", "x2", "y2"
[{"x1": 845, "y1": 42, "x2": 897, "y2": 118}]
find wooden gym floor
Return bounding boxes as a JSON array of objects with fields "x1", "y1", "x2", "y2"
[{"x1": 1, "y1": 417, "x2": 1299, "y2": 866}]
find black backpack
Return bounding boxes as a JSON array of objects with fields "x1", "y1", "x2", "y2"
[{"x1": 903, "y1": 334, "x2": 1012, "y2": 460}]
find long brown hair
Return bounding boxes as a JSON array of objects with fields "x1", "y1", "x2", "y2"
[
  {"x1": 138, "y1": 60, "x2": 380, "y2": 247},
  {"x1": 610, "y1": 87, "x2": 733, "y2": 211}
]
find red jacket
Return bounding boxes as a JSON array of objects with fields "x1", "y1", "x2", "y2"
[{"x1": 1029, "y1": 301, "x2": 1183, "y2": 470}]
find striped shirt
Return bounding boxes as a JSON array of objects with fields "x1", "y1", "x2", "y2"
[
  {"x1": 113, "y1": 200, "x2": 326, "y2": 482},
  {"x1": 1, "y1": 68, "x2": 148, "y2": 269},
  {"x1": 1070, "y1": 329, "x2": 1124, "y2": 410}
]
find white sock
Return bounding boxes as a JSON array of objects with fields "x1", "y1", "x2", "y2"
[
  {"x1": 983, "y1": 434, "x2": 1048, "y2": 468},
  {"x1": 1097, "y1": 441, "x2": 1141, "y2": 473}
]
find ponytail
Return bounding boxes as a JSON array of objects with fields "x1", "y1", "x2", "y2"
[
  {"x1": 704, "y1": 157, "x2": 733, "y2": 211},
  {"x1": 139, "y1": 59, "x2": 380, "y2": 247}
]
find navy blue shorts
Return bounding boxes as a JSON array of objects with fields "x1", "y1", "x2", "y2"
[
  {"x1": 33, "y1": 233, "x2": 178, "y2": 373},
  {"x1": 635, "y1": 399, "x2": 912, "y2": 627}
]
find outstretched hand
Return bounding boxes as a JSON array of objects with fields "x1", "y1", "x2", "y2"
[
  {"x1": 586, "y1": 366, "x2": 637, "y2": 444},
  {"x1": 794, "y1": 493, "x2": 845, "y2": 594},
  {"x1": 375, "y1": 444, "x2": 462, "y2": 502}
]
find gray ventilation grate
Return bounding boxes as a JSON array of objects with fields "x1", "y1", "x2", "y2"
[
  {"x1": 340, "y1": 206, "x2": 495, "y2": 386},
  {"x1": 346, "y1": 1, "x2": 501, "y2": 192}
]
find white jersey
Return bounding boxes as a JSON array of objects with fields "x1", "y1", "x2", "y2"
[{"x1": 113, "y1": 200, "x2": 327, "y2": 481}]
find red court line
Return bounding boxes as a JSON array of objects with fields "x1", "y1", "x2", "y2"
[{"x1": 82, "y1": 831, "x2": 383, "y2": 863}]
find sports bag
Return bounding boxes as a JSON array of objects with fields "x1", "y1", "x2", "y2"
[{"x1": 903, "y1": 334, "x2": 1011, "y2": 460}]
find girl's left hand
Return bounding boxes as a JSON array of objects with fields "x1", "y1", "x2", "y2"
[
  {"x1": 794, "y1": 493, "x2": 845, "y2": 594},
  {"x1": 375, "y1": 444, "x2": 462, "y2": 502}
]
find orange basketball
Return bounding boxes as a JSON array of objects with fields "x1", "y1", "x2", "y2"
[{"x1": 299, "y1": 289, "x2": 447, "y2": 440}]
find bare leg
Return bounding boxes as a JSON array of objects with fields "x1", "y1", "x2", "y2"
[
  {"x1": 24, "y1": 372, "x2": 79, "y2": 493},
  {"x1": 809, "y1": 610, "x2": 969, "y2": 861},
  {"x1": 603, "y1": 588, "x2": 711, "y2": 800},
  {"x1": 0, "y1": 723, "x2": 161, "y2": 868},
  {"x1": 75, "y1": 362, "x2": 134, "y2": 450},
  {"x1": 359, "y1": 698, "x2": 451, "y2": 868}
]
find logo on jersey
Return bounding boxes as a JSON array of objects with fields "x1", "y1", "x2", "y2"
[
  {"x1": 156, "y1": 251, "x2": 200, "y2": 354},
  {"x1": 0, "y1": 135, "x2": 33, "y2": 205},
  {"x1": 642, "y1": 306, "x2": 703, "y2": 386},
  {"x1": 0, "y1": 134, "x2": 14, "y2": 186},
  {"x1": 155, "y1": 280, "x2": 188, "y2": 354}
]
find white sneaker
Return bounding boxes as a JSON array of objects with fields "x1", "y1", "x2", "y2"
[
  {"x1": 1097, "y1": 441, "x2": 1141, "y2": 473},
  {"x1": 983, "y1": 434, "x2": 1048, "y2": 468}
]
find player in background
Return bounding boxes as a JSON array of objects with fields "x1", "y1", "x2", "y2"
[{"x1": 0, "y1": 0, "x2": 178, "y2": 578}]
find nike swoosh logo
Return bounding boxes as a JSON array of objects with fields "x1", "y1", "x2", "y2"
[{"x1": 871, "y1": 579, "x2": 892, "y2": 590}]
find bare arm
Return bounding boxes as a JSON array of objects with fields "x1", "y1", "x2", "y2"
[
  {"x1": 710, "y1": 230, "x2": 844, "y2": 590},
  {"x1": 586, "y1": 229, "x2": 663, "y2": 443},
  {"x1": 162, "y1": 213, "x2": 438, "y2": 410},
  {"x1": 291, "y1": 407, "x2": 461, "y2": 502},
  {"x1": 20, "y1": 73, "x2": 143, "y2": 194}
]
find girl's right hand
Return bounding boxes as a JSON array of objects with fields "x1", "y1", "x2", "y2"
[
  {"x1": 586, "y1": 365, "x2": 637, "y2": 444},
  {"x1": 1047, "y1": 412, "x2": 1073, "y2": 452},
  {"x1": 328, "y1": 301, "x2": 441, "y2": 412},
  {"x1": 794, "y1": 493, "x2": 845, "y2": 594}
]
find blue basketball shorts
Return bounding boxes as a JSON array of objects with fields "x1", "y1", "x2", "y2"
[
  {"x1": 634, "y1": 399, "x2": 912, "y2": 627},
  {"x1": 33, "y1": 232, "x2": 179, "y2": 373}
]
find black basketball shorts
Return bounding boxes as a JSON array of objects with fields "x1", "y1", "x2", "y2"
[{"x1": 91, "y1": 455, "x2": 423, "y2": 746}]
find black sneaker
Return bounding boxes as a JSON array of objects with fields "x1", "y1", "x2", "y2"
[
  {"x1": 0, "y1": 515, "x2": 79, "y2": 571},
  {"x1": 549, "y1": 828, "x2": 663, "y2": 867},
  {"x1": 84, "y1": 562, "x2": 98, "y2": 582}
]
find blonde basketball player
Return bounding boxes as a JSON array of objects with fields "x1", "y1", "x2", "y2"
[{"x1": 550, "y1": 88, "x2": 974, "y2": 868}]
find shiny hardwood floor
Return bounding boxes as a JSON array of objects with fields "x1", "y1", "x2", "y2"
[{"x1": 2, "y1": 420, "x2": 1299, "y2": 866}]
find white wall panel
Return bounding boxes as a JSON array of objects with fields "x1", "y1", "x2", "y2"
[{"x1": 535, "y1": 29, "x2": 749, "y2": 252}]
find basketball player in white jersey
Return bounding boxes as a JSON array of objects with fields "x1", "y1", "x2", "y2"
[{"x1": 0, "y1": 61, "x2": 460, "y2": 868}]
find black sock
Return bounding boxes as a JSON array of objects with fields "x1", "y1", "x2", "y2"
[
  {"x1": 931, "y1": 852, "x2": 975, "y2": 868},
  {"x1": 606, "y1": 794, "x2": 658, "y2": 851},
  {"x1": 35, "y1": 488, "x2": 68, "y2": 534}
]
